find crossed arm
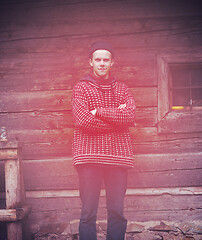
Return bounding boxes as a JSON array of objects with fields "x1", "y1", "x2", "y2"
[
  {"x1": 72, "y1": 83, "x2": 135, "y2": 133},
  {"x1": 91, "y1": 103, "x2": 126, "y2": 115}
]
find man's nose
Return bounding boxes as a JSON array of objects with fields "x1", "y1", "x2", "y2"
[{"x1": 100, "y1": 60, "x2": 105, "y2": 66}]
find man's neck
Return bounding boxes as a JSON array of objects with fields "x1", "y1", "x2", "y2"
[{"x1": 92, "y1": 72, "x2": 112, "y2": 84}]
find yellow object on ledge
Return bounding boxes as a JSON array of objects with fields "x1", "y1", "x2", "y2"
[{"x1": 172, "y1": 106, "x2": 184, "y2": 110}]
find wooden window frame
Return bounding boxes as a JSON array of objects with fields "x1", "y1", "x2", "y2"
[{"x1": 157, "y1": 52, "x2": 202, "y2": 134}]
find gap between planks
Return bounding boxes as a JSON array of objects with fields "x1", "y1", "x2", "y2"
[
  {"x1": 22, "y1": 152, "x2": 202, "y2": 162},
  {"x1": 1, "y1": 187, "x2": 202, "y2": 199}
]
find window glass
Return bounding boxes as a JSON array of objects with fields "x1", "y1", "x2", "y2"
[
  {"x1": 172, "y1": 89, "x2": 190, "y2": 106},
  {"x1": 171, "y1": 67, "x2": 190, "y2": 88},
  {"x1": 191, "y1": 67, "x2": 202, "y2": 86},
  {"x1": 192, "y1": 88, "x2": 202, "y2": 106},
  {"x1": 170, "y1": 64, "x2": 202, "y2": 109}
]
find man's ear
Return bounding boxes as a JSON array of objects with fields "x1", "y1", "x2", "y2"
[
  {"x1": 89, "y1": 59, "x2": 93, "y2": 66},
  {"x1": 111, "y1": 59, "x2": 115, "y2": 67}
]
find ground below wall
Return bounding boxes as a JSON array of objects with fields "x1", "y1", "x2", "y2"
[{"x1": 32, "y1": 220, "x2": 202, "y2": 240}]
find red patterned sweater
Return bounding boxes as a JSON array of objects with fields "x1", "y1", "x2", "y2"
[{"x1": 72, "y1": 74, "x2": 136, "y2": 168}]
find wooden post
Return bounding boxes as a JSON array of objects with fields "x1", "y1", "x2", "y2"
[
  {"x1": 0, "y1": 141, "x2": 31, "y2": 240},
  {"x1": 6, "y1": 223, "x2": 22, "y2": 240},
  {"x1": 5, "y1": 155, "x2": 22, "y2": 240}
]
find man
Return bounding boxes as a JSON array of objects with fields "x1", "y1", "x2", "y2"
[{"x1": 72, "y1": 41, "x2": 135, "y2": 240}]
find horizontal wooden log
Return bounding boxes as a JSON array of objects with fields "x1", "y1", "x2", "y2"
[
  {"x1": 7, "y1": 127, "x2": 202, "y2": 145},
  {"x1": 1, "y1": 187, "x2": 202, "y2": 203},
  {"x1": 28, "y1": 207, "x2": 202, "y2": 231},
  {"x1": 4, "y1": 151, "x2": 202, "y2": 190},
  {"x1": 7, "y1": 129, "x2": 74, "y2": 144},
  {"x1": 130, "y1": 127, "x2": 202, "y2": 141},
  {"x1": 1, "y1": 12, "x2": 200, "y2": 59},
  {"x1": 21, "y1": 159, "x2": 78, "y2": 191},
  {"x1": 22, "y1": 151, "x2": 202, "y2": 175},
  {"x1": 4, "y1": 128, "x2": 202, "y2": 160},
  {"x1": 130, "y1": 127, "x2": 202, "y2": 154},
  {"x1": 125, "y1": 209, "x2": 202, "y2": 222},
  {"x1": 0, "y1": 111, "x2": 74, "y2": 130},
  {"x1": 128, "y1": 169, "x2": 202, "y2": 188},
  {"x1": 0, "y1": 118, "x2": 201, "y2": 160},
  {"x1": 1, "y1": 153, "x2": 198, "y2": 191},
  {"x1": 23, "y1": 166, "x2": 200, "y2": 190},
  {"x1": 0, "y1": 141, "x2": 19, "y2": 149},
  {"x1": 1, "y1": 14, "x2": 200, "y2": 44},
  {"x1": 0, "y1": 205, "x2": 31, "y2": 222},
  {"x1": 24, "y1": 193, "x2": 202, "y2": 230},
  {"x1": 0, "y1": 53, "x2": 73, "y2": 74},
  {"x1": 0, "y1": 56, "x2": 157, "y2": 91},
  {"x1": 1, "y1": 26, "x2": 201, "y2": 60},
  {"x1": 0, "y1": 130, "x2": 74, "y2": 161},
  {"x1": 0, "y1": 71, "x2": 74, "y2": 91},
  {"x1": 24, "y1": 192, "x2": 202, "y2": 211},
  {"x1": 132, "y1": 135, "x2": 202, "y2": 154},
  {"x1": 1, "y1": 0, "x2": 201, "y2": 42},
  {"x1": 0, "y1": 49, "x2": 158, "y2": 91},
  {"x1": 136, "y1": 107, "x2": 157, "y2": 127},
  {"x1": 0, "y1": 209, "x2": 18, "y2": 222},
  {"x1": 0, "y1": 107, "x2": 156, "y2": 133},
  {"x1": 21, "y1": 166, "x2": 200, "y2": 189},
  {"x1": 132, "y1": 87, "x2": 157, "y2": 107},
  {"x1": 6, "y1": 186, "x2": 200, "y2": 199},
  {"x1": 0, "y1": 90, "x2": 73, "y2": 112},
  {"x1": 131, "y1": 152, "x2": 202, "y2": 173},
  {"x1": 21, "y1": 142, "x2": 73, "y2": 161},
  {"x1": 0, "y1": 149, "x2": 18, "y2": 161},
  {"x1": 2, "y1": 0, "x2": 202, "y2": 21},
  {"x1": 0, "y1": 87, "x2": 157, "y2": 113},
  {"x1": 158, "y1": 111, "x2": 202, "y2": 134},
  {"x1": 1, "y1": 41, "x2": 200, "y2": 93}
]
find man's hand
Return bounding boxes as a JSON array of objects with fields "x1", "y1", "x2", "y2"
[
  {"x1": 118, "y1": 103, "x2": 126, "y2": 109},
  {"x1": 91, "y1": 109, "x2": 97, "y2": 115},
  {"x1": 91, "y1": 104, "x2": 126, "y2": 115}
]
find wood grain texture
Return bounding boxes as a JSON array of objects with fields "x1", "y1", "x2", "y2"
[
  {"x1": 0, "y1": 87, "x2": 157, "y2": 113},
  {"x1": 1, "y1": 151, "x2": 202, "y2": 191},
  {"x1": 158, "y1": 111, "x2": 202, "y2": 134},
  {"x1": 0, "y1": 149, "x2": 18, "y2": 161},
  {"x1": 24, "y1": 193, "x2": 202, "y2": 228},
  {"x1": 0, "y1": 206, "x2": 31, "y2": 222},
  {"x1": 0, "y1": 0, "x2": 202, "y2": 234},
  {"x1": 3, "y1": 153, "x2": 198, "y2": 191}
]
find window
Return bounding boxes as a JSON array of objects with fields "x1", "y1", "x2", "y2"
[
  {"x1": 170, "y1": 64, "x2": 202, "y2": 110},
  {"x1": 157, "y1": 53, "x2": 202, "y2": 134}
]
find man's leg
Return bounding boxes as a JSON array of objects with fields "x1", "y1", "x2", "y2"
[
  {"x1": 76, "y1": 165, "x2": 103, "y2": 240},
  {"x1": 104, "y1": 166, "x2": 128, "y2": 240}
]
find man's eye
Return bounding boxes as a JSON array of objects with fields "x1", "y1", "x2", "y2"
[
  {"x1": 95, "y1": 59, "x2": 101, "y2": 62},
  {"x1": 104, "y1": 59, "x2": 110, "y2": 62}
]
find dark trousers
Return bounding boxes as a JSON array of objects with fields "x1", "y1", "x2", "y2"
[{"x1": 76, "y1": 164, "x2": 128, "y2": 240}]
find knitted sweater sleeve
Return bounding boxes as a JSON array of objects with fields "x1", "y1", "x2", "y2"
[
  {"x1": 96, "y1": 86, "x2": 136, "y2": 127},
  {"x1": 72, "y1": 83, "x2": 114, "y2": 133}
]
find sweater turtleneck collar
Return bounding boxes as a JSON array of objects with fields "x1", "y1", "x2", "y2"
[
  {"x1": 81, "y1": 73, "x2": 116, "y2": 88},
  {"x1": 90, "y1": 72, "x2": 115, "y2": 85}
]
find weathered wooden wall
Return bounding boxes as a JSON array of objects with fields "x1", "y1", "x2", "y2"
[{"x1": 0, "y1": 0, "x2": 202, "y2": 237}]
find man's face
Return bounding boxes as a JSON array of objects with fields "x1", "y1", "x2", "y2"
[{"x1": 89, "y1": 50, "x2": 114, "y2": 79}]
